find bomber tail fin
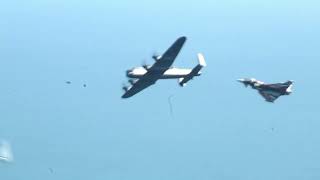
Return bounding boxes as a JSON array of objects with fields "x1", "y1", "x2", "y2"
[
  {"x1": 178, "y1": 53, "x2": 206, "y2": 87},
  {"x1": 197, "y1": 53, "x2": 206, "y2": 67}
]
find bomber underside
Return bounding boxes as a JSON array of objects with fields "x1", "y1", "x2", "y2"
[{"x1": 127, "y1": 68, "x2": 198, "y2": 79}]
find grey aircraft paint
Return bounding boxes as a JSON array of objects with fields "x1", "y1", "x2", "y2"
[{"x1": 238, "y1": 78, "x2": 294, "y2": 103}]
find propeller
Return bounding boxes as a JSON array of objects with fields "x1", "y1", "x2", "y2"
[
  {"x1": 126, "y1": 69, "x2": 131, "y2": 76},
  {"x1": 152, "y1": 52, "x2": 161, "y2": 61},
  {"x1": 128, "y1": 79, "x2": 135, "y2": 85},
  {"x1": 141, "y1": 59, "x2": 149, "y2": 70},
  {"x1": 122, "y1": 82, "x2": 129, "y2": 92}
]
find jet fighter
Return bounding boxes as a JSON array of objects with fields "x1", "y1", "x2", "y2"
[
  {"x1": 237, "y1": 78, "x2": 294, "y2": 103},
  {"x1": 122, "y1": 36, "x2": 206, "y2": 98}
]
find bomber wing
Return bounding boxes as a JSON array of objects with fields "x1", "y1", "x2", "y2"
[
  {"x1": 149, "y1": 36, "x2": 186, "y2": 72},
  {"x1": 122, "y1": 78, "x2": 157, "y2": 98}
]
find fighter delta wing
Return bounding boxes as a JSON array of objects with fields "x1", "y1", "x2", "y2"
[{"x1": 258, "y1": 90, "x2": 282, "y2": 103}]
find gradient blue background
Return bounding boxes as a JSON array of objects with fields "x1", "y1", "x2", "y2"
[{"x1": 1, "y1": 0, "x2": 320, "y2": 179}]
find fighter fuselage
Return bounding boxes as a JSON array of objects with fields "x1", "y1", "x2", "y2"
[{"x1": 238, "y1": 78, "x2": 293, "y2": 95}]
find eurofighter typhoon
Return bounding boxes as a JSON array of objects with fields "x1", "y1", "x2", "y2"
[{"x1": 238, "y1": 78, "x2": 294, "y2": 103}]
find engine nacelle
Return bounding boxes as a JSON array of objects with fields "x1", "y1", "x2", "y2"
[
  {"x1": 122, "y1": 86, "x2": 129, "y2": 92},
  {"x1": 142, "y1": 64, "x2": 149, "y2": 70},
  {"x1": 152, "y1": 55, "x2": 161, "y2": 61},
  {"x1": 128, "y1": 79, "x2": 136, "y2": 85}
]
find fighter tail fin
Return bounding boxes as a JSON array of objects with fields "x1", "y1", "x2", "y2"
[{"x1": 284, "y1": 80, "x2": 294, "y2": 85}]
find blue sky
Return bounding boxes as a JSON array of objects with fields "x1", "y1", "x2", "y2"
[{"x1": 1, "y1": 0, "x2": 320, "y2": 179}]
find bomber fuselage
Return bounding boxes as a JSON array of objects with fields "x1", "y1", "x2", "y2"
[{"x1": 126, "y1": 67, "x2": 201, "y2": 79}]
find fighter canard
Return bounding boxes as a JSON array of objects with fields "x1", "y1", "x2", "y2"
[
  {"x1": 237, "y1": 78, "x2": 294, "y2": 103},
  {"x1": 122, "y1": 36, "x2": 206, "y2": 98}
]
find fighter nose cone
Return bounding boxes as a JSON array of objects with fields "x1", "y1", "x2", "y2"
[{"x1": 237, "y1": 79, "x2": 245, "y2": 83}]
